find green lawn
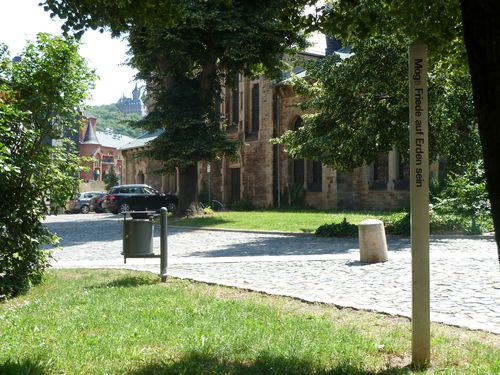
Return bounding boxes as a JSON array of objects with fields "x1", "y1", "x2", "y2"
[
  {"x1": 1, "y1": 269, "x2": 498, "y2": 374},
  {"x1": 169, "y1": 209, "x2": 397, "y2": 233}
]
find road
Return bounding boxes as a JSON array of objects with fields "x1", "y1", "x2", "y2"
[{"x1": 44, "y1": 213, "x2": 500, "y2": 334}]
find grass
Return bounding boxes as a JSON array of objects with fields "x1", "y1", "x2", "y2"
[
  {"x1": 169, "y1": 209, "x2": 397, "y2": 233},
  {"x1": 1, "y1": 269, "x2": 498, "y2": 374}
]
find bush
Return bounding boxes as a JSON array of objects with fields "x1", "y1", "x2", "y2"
[
  {"x1": 385, "y1": 209, "x2": 492, "y2": 236},
  {"x1": 0, "y1": 35, "x2": 95, "y2": 299},
  {"x1": 384, "y1": 212, "x2": 410, "y2": 235},
  {"x1": 429, "y1": 211, "x2": 469, "y2": 234},
  {"x1": 315, "y1": 217, "x2": 358, "y2": 237},
  {"x1": 103, "y1": 166, "x2": 119, "y2": 190},
  {"x1": 432, "y1": 162, "x2": 492, "y2": 234},
  {"x1": 281, "y1": 183, "x2": 305, "y2": 208},
  {"x1": 231, "y1": 198, "x2": 255, "y2": 211}
]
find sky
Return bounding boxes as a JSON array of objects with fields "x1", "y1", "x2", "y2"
[
  {"x1": 0, "y1": 0, "x2": 138, "y2": 106},
  {"x1": 0, "y1": 1, "x2": 327, "y2": 106}
]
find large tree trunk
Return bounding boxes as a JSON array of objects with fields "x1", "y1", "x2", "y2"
[
  {"x1": 177, "y1": 164, "x2": 198, "y2": 214},
  {"x1": 460, "y1": 0, "x2": 500, "y2": 261}
]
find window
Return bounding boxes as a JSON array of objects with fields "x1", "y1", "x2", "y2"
[
  {"x1": 308, "y1": 161, "x2": 322, "y2": 192},
  {"x1": 369, "y1": 153, "x2": 388, "y2": 190},
  {"x1": 395, "y1": 150, "x2": 410, "y2": 190},
  {"x1": 293, "y1": 159, "x2": 305, "y2": 186},
  {"x1": 291, "y1": 117, "x2": 305, "y2": 187},
  {"x1": 232, "y1": 85, "x2": 239, "y2": 126},
  {"x1": 251, "y1": 83, "x2": 260, "y2": 133},
  {"x1": 144, "y1": 187, "x2": 158, "y2": 195},
  {"x1": 102, "y1": 156, "x2": 114, "y2": 165},
  {"x1": 137, "y1": 172, "x2": 145, "y2": 184}
]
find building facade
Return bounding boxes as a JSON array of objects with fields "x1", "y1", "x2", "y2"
[
  {"x1": 79, "y1": 112, "x2": 133, "y2": 184},
  {"x1": 119, "y1": 69, "x2": 438, "y2": 210}
]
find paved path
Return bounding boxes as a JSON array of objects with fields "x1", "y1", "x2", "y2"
[{"x1": 44, "y1": 213, "x2": 500, "y2": 334}]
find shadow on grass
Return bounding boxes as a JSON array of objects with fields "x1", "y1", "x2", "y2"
[
  {"x1": 0, "y1": 359, "x2": 48, "y2": 375},
  {"x1": 91, "y1": 275, "x2": 159, "y2": 289},
  {"x1": 126, "y1": 351, "x2": 422, "y2": 375}
]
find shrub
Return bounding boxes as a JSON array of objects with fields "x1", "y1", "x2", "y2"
[
  {"x1": 231, "y1": 198, "x2": 255, "y2": 211},
  {"x1": 103, "y1": 166, "x2": 119, "y2": 190},
  {"x1": 315, "y1": 217, "x2": 358, "y2": 237},
  {"x1": 429, "y1": 210, "x2": 469, "y2": 234},
  {"x1": 0, "y1": 35, "x2": 95, "y2": 299},
  {"x1": 384, "y1": 212, "x2": 410, "y2": 235},
  {"x1": 281, "y1": 183, "x2": 305, "y2": 208},
  {"x1": 432, "y1": 162, "x2": 491, "y2": 234}
]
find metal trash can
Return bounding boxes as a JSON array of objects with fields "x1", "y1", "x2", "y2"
[{"x1": 122, "y1": 212, "x2": 155, "y2": 257}]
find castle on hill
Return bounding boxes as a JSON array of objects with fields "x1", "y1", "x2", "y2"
[{"x1": 116, "y1": 84, "x2": 143, "y2": 116}]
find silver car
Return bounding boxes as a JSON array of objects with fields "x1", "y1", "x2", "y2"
[{"x1": 66, "y1": 191, "x2": 107, "y2": 214}]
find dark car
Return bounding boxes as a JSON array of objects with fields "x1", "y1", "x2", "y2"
[
  {"x1": 102, "y1": 184, "x2": 178, "y2": 214},
  {"x1": 89, "y1": 192, "x2": 108, "y2": 213}
]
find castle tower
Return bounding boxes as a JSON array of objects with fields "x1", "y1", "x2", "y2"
[{"x1": 132, "y1": 83, "x2": 141, "y2": 100}]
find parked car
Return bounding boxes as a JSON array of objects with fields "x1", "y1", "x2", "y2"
[
  {"x1": 89, "y1": 192, "x2": 108, "y2": 213},
  {"x1": 66, "y1": 191, "x2": 107, "y2": 214},
  {"x1": 102, "y1": 184, "x2": 178, "y2": 214}
]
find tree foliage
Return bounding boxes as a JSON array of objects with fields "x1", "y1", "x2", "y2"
[
  {"x1": 88, "y1": 104, "x2": 142, "y2": 138},
  {"x1": 432, "y1": 161, "x2": 491, "y2": 234},
  {"x1": 0, "y1": 34, "x2": 95, "y2": 299},
  {"x1": 321, "y1": 0, "x2": 465, "y2": 69},
  {"x1": 43, "y1": 0, "x2": 309, "y2": 174},
  {"x1": 103, "y1": 166, "x2": 120, "y2": 190},
  {"x1": 319, "y1": 0, "x2": 500, "y2": 259},
  {"x1": 275, "y1": 36, "x2": 480, "y2": 173},
  {"x1": 127, "y1": 0, "x2": 309, "y2": 172}
]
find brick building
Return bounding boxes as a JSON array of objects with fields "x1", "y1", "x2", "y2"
[{"x1": 79, "y1": 111, "x2": 133, "y2": 183}]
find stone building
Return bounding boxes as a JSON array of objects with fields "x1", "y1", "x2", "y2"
[{"x1": 120, "y1": 41, "x2": 438, "y2": 211}]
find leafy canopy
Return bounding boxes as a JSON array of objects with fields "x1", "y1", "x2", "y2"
[
  {"x1": 0, "y1": 34, "x2": 95, "y2": 299},
  {"x1": 43, "y1": 0, "x2": 310, "y2": 172},
  {"x1": 274, "y1": 36, "x2": 480, "y2": 173},
  {"x1": 321, "y1": 0, "x2": 465, "y2": 69}
]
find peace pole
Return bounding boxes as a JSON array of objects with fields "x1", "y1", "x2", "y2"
[{"x1": 409, "y1": 41, "x2": 430, "y2": 365}]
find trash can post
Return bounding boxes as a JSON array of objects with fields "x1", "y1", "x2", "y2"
[{"x1": 159, "y1": 207, "x2": 168, "y2": 282}]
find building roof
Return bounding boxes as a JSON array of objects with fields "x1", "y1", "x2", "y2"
[
  {"x1": 96, "y1": 131, "x2": 134, "y2": 148},
  {"x1": 82, "y1": 110, "x2": 96, "y2": 119},
  {"x1": 119, "y1": 129, "x2": 164, "y2": 150},
  {"x1": 81, "y1": 121, "x2": 99, "y2": 144}
]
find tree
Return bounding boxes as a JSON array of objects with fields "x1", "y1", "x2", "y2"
[
  {"x1": 103, "y1": 166, "x2": 120, "y2": 190},
  {"x1": 89, "y1": 104, "x2": 142, "y2": 138},
  {"x1": 0, "y1": 34, "x2": 95, "y2": 299},
  {"x1": 319, "y1": 0, "x2": 500, "y2": 260},
  {"x1": 42, "y1": 0, "x2": 310, "y2": 212},
  {"x1": 275, "y1": 36, "x2": 481, "y2": 174}
]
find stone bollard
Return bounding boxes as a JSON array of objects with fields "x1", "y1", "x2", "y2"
[{"x1": 358, "y1": 219, "x2": 388, "y2": 263}]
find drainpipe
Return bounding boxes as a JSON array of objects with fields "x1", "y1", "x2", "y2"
[{"x1": 277, "y1": 94, "x2": 281, "y2": 209}]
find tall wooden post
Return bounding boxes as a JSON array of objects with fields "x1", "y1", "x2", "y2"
[{"x1": 409, "y1": 41, "x2": 431, "y2": 365}]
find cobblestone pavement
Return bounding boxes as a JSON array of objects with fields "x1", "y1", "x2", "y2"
[{"x1": 44, "y1": 213, "x2": 500, "y2": 334}]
